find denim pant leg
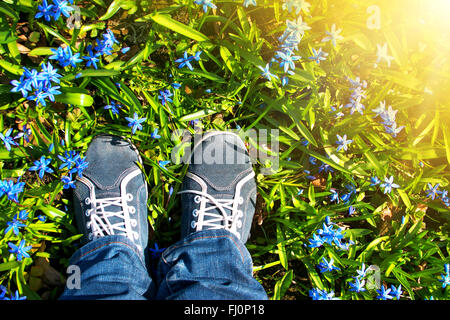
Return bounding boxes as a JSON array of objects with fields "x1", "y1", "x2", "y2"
[
  {"x1": 155, "y1": 229, "x2": 268, "y2": 300},
  {"x1": 59, "y1": 235, "x2": 154, "y2": 300}
]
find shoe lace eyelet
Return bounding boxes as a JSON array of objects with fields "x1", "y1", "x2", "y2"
[
  {"x1": 192, "y1": 209, "x2": 199, "y2": 217},
  {"x1": 191, "y1": 221, "x2": 197, "y2": 229},
  {"x1": 126, "y1": 193, "x2": 133, "y2": 202},
  {"x1": 131, "y1": 219, "x2": 137, "y2": 227},
  {"x1": 85, "y1": 197, "x2": 91, "y2": 205},
  {"x1": 194, "y1": 195, "x2": 201, "y2": 204},
  {"x1": 85, "y1": 209, "x2": 92, "y2": 217},
  {"x1": 238, "y1": 196, "x2": 244, "y2": 204},
  {"x1": 129, "y1": 206, "x2": 136, "y2": 214}
]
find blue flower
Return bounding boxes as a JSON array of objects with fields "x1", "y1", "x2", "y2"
[
  {"x1": 282, "y1": 0, "x2": 311, "y2": 15},
  {"x1": 0, "y1": 179, "x2": 25, "y2": 203},
  {"x1": 52, "y1": 0, "x2": 74, "y2": 20},
  {"x1": 121, "y1": 47, "x2": 130, "y2": 54},
  {"x1": 10, "y1": 74, "x2": 32, "y2": 97},
  {"x1": 192, "y1": 51, "x2": 202, "y2": 61},
  {"x1": 345, "y1": 98, "x2": 365, "y2": 115},
  {"x1": 279, "y1": 17, "x2": 311, "y2": 45},
  {"x1": 38, "y1": 62, "x2": 62, "y2": 85},
  {"x1": 303, "y1": 170, "x2": 316, "y2": 180},
  {"x1": 335, "y1": 134, "x2": 353, "y2": 152},
  {"x1": 309, "y1": 288, "x2": 338, "y2": 300},
  {"x1": 104, "y1": 100, "x2": 122, "y2": 116},
  {"x1": 308, "y1": 233, "x2": 324, "y2": 248},
  {"x1": 318, "y1": 162, "x2": 334, "y2": 174},
  {"x1": 349, "y1": 277, "x2": 366, "y2": 292},
  {"x1": 5, "y1": 217, "x2": 26, "y2": 235},
  {"x1": 258, "y1": 63, "x2": 278, "y2": 81},
  {"x1": 390, "y1": 284, "x2": 402, "y2": 300},
  {"x1": 151, "y1": 128, "x2": 161, "y2": 139},
  {"x1": 438, "y1": 264, "x2": 450, "y2": 288},
  {"x1": 175, "y1": 51, "x2": 194, "y2": 71},
  {"x1": 50, "y1": 46, "x2": 82, "y2": 68},
  {"x1": 23, "y1": 67, "x2": 41, "y2": 89},
  {"x1": 69, "y1": 156, "x2": 89, "y2": 178},
  {"x1": 171, "y1": 82, "x2": 182, "y2": 90},
  {"x1": 8, "y1": 240, "x2": 32, "y2": 261},
  {"x1": 17, "y1": 124, "x2": 32, "y2": 143},
  {"x1": 29, "y1": 156, "x2": 54, "y2": 179},
  {"x1": 17, "y1": 210, "x2": 30, "y2": 220},
  {"x1": 27, "y1": 83, "x2": 49, "y2": 106},
  {"x1": 356, "y1": 263, "x2": 369, "y2": 278},
  {"x1": 384, "y1": 122, "x2": 404, "y2": 138},
  {"x1": 380, "y1": 176, "x2": 400, "y2": 194},
  {"x1": 321, "y1": 24, "x2": 344, "y2": 47},
  {"x1": 37, "y1": 215, "x2": 47, "y2": 222},
  {"x1": 159, "y1": 160, "x2": 170, "y2": 170},
  {"x1": 275, "y1": 50, "x2": 301, "y2": 72},
  {"x1": 149, "y1": 242, "x2": 166, "y2": 259},
  {"x1": 58, "y1": 150, "x2": 80, "y2": 170},
  {"x1": 317, "y1": 257, "x2": 340, "y2": 273},
  {"x1": 376, "y1": 284, "x2": 393, "y2": 300},
  {"x1": 379, "y1": 105, "x2": 397, "y2": 124},
  {"x1": 125, "y1": 112, "x2": 147, "y2": 134},
  {"x1": 35, "y1": 0, "x2": 54, "y2": 21},
  {"x1": 309, "y1": 156, "x2": 317, "y2": 165},
  {"x1": 308, "y1": 48, "x2": 328, "y2": 64},
  {"x1": 0, "y1": 128, "x2": 19, "y2": 151},
  {"x1": 194, "y1": 0, "x2": 217, "y2": 12},
  {"x1": 329, "y1": 189, "x2": 339, "y2": 203},
  {"x1": 348, "y1": 205, "x2": 356, "y2": 216},
  {"x1": 83, "y1": 45, "x2": 100, "y2": 69},
  {"x1": 42, "y1": 84, "x2": 61, "y2": 103},
  {"x1": 370, "y1": 176, "x2": 380, "y2": 186},
  {"x1": 425, "y1": 183, "x2": 442, "y2": 200},
  {"x1": 61, "y1": 175, "x2": 76, "y2": 189},
  {"x1": 340, "y1": 192, "x2": 351, "y2": 203},
  {"x1": 158, "y1": 89, "x2": 173, "y2": 105},
  {"x1": 5, "y1": 290, "x2": 27, "y2": 300}
]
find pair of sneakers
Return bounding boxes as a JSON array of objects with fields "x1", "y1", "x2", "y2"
[{"x1": 72, "y1": 131, "x2": 257, "y2": 254}]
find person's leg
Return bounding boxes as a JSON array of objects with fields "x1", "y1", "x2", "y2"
[
  {"x1": 59, "y1": 134, "x2": 154, "y2": 300},
  {"x1": 155, "y1": 229, "x2": 267, "y2": 300},
  {"x1": 60, "y1": 235, "x2": 153, "y2": 300},
  {"x1": 155, "y1": 131, "x2": 268, "y2": 300}
]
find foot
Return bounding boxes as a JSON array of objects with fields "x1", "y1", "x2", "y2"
[
  {"x1": 73, "y1": 134, "x2": 148, "y2": 252},
  {"x1": 179, "y1": 131, "x2": 257, "y2": 243}
]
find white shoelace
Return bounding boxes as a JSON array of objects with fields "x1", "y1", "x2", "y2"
[
  {"x1": 84, "y1": 193, "x2": 138, "y2": 242},
  {"x1": 178, "y1": 189, "x2": 244, "y2": 239}
]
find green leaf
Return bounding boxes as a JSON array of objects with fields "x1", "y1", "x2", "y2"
[
  {"x1": 442, "y1": 124, "x2": 450, "y2": 165},
  {"x1": 276, "y1": 224, "x2": 288, "y2": 270},
  {"x1": 178, "y1": 109, "x2": 217, "y2": 122},
  {"x1": 0, "y1": 2, "x2": 19, "y2": 20},
  {"x1": 0, "y1": 29, "x2": 17, "y2": 44},
  {"x1": 28, "y1": 47, "x2": 55, "y2": 56},
  {"x1": 149, "y1": 14, "x2": 209, "y2": 42},
  {"x1": 0, "y1": 59, "x2": 23, "y2": 75},
  {"x1": 55, "y1": 88, "x2": 94, "y2": 107},
  {"x1": 0, "y1": 261, "x2": 21, "y2": 272},
  {"x1": 272, "y1": 270, "x2": 293, "y2": 300},
  {"x1": 99, "y1": 0, "x2": 136, "y2": 20}
]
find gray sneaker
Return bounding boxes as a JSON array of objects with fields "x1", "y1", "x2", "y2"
[
  {"x1": 178, "y1": 131, "x2": 257, "y2": 243},
  {"x1": 73, "y1": 134, "x2": 149, "y2": 252}
]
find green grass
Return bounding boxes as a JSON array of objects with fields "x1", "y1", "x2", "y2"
[{"x1": 0, "y1": 0, "x2": 448, "y2": 300}]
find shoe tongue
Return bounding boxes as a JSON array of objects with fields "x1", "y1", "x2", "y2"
[
  {"x1": 91, "y1": 190, "x2": 125, "y2": 228},
  {"x1": 201, "y1": 193, "x2": 234, "y2": 228}
]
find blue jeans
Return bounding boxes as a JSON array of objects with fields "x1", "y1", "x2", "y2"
[{"x1": 59, "y1": 229, "x2": 268, "y2": 300}]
